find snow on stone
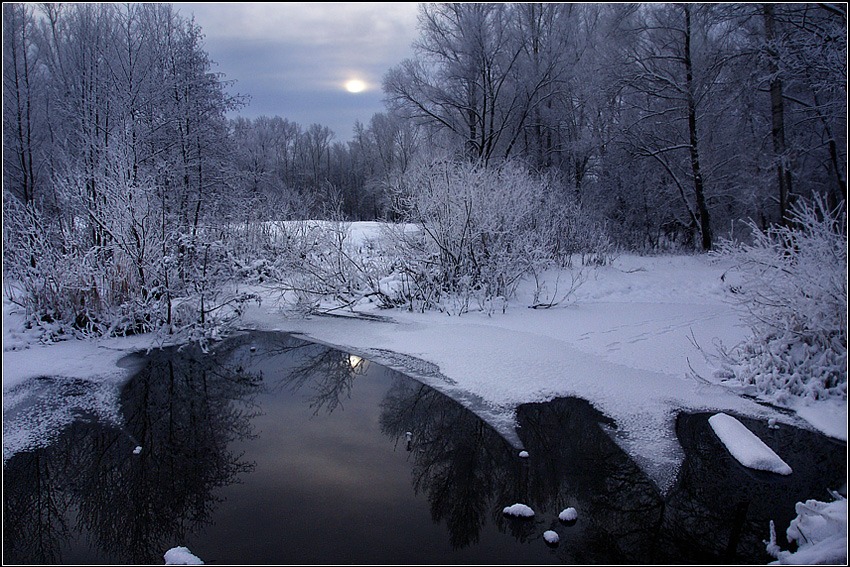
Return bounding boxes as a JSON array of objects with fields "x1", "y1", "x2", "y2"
[
  {"x1": 502, "y1": 503, "x2": 534, "y2": 518},
  {"x1": 543, "y1": 530, "x2": 559, "y2": 544},
  {"x1": 708, "y1": 413, "x2": 792, "y2": 475},
  {"x1": 164, "y1": 546, "x2": 203, "y2": 565},
  {"x1": 518, "y1": 450, "x2": 529, "y2": 458},
  {"x1": 133, "y1": 446, "x2": 143, "y2": 455},
  {"x1": 559, "y1": 508, "x2": 578, "y2": 522}
]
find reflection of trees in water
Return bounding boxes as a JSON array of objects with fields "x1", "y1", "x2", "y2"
[
  {"x1": 661, "y1": 412, "x2": 848, "y2": 564},
  {"x1": 515, "y1": 398, "x2": 665, "y2": 564},
  {"x1": 3, "y1": 339, "x2": 262, "y2": 564},
  {"x1": 378, "y1": 382, "x2": 666, "y2": 556},
  {"x1": 3, "y1": 447, "x2": 73, "y2": 563},
  {"x1": 275, "y1": 344, "x2": 367, "y2": 415},
  {"x1": 235, "y1": 331, "x2": 369, "y2": 415},
  {"x1": 379, "y1": 376, "x2": 521, "y2": 549}
]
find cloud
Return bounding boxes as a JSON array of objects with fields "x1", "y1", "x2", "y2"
[
  {"x1": 181, "y1": 3, "x2": 418, "y2": 52},
  {"x1": 176, "y1": 2, "x2": 421, "y2": 140}
]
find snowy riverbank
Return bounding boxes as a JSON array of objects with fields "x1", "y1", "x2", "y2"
[
  {"x1": 4, "y1": 252, "x2": 846, "y2": 476},
  {"x1": 3, "y1": 250, "x2": 846, "y2": 562}
]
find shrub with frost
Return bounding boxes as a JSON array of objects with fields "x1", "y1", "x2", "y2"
[
  {"x1": 386, "y1": 158, "x2": 608, "y2": 315},
  {"x1": 715, "y1": 197, "x2": 847, "y2": 401}
]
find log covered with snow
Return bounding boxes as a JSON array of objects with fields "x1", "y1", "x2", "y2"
[{"x1": 708, "y1": 413, "x2": 792, "y2": 475}]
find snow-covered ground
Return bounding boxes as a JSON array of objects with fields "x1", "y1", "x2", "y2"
[
  {"x1": 3, "y1": 234, "x2": 847, "y2": 563},
  {"x1": 240, "y1": 253, "x2": 846, "y2": 492},
  {"x1": 4, "y1": 250, "x2": 845, "y2": 476}
]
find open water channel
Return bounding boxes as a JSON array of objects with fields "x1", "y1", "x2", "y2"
[{"x1": 3, "y1": 331, "x2": 846, "y2": 564}]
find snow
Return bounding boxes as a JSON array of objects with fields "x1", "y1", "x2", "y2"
[
  {"x1": 543, "y1": 530, "x2": 559, "y2": 544},
  {"x1": 2, "y1": 292, "x2": 174, "y2": 462},
  {"x1": 164, "y1": 546, "x2": 204, "y2": 565},
  {"x1": 236, "y1": 253, "x2": 842, "y2": 494},
  {"x1": 502, "y1": 503, "x2": 535, "y2": 518},
  {"x1": 767, "y1": 497, "x2": 847, "y2": 565},
  {"x1": 3, "y1": 230, "x2": 847, "y2": 563},
  {"x1": 5, "y1": 251, "x2": 843, "y2": 479},
  {"x1": 559, "y1": 508, "x2": 578, "y2": 522},
  {"x1": 708, "y1": 413, "x2": 793, "y2": 475},
  {"x1": 518, "y1": 450, "x2": 529, "y2": 458}
]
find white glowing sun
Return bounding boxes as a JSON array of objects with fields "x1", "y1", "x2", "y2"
[{"x1": 345, "y1": 79, "x2": 366, "y2": 93}]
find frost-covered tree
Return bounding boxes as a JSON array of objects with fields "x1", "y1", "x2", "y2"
[
  {"x1": 3, "y1": 3, "x2": 46, "y2": 207},
  {"x1": 384, "y1": 3, "x2": 537, "y2": 164},
  {"x1": 3, "y1": 3, "x2": 248, "y2": 342}
]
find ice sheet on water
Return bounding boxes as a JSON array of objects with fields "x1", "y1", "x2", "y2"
[{"x1": 2, "y1": 376, "x2": 125, "y2": 463}]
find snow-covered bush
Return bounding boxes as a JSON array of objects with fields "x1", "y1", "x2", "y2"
[
  {"x1": 386, "y1": 159, "x2": 608, "y2": 314},
  {"x1": 166, "y1": 231, "x2": 260, "y2": 349},
  {"x1": 715, "y1": 197, "x2": 847, "y2": 401},
  {"x1": 2, "y1": 196, "x2": 150, "y2": 340},
  {"x1": 274, "y1": 220, "x2": 398, "y2": 315},
  {"x1": 765, "y1": 494, "x2": 847, "y2": 565},
  {"x1": 2, "y1": 188, "x2": 258, "y2": 347}
]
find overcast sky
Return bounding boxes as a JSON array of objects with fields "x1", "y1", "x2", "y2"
[{"x1": 176, "y1": 3, "x2": 421, "y2": 142}]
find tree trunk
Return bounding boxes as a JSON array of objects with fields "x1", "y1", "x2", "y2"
[
  {"x1": 684, "y1": 7, "x2": 712, "y2": 250},
  {"x1": 762, "y1": 4, "x2": 794, "y2": 225}
]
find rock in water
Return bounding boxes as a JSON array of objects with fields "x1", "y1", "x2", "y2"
[
  {"x1": 559, "y1": 507, "x2": 578, "y2": 522},
  {"x1": 502, "y1": 503, "x2": 535, "y2": 518}
]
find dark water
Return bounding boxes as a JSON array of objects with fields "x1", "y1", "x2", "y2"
[{"x1": 3, "y1": 331, "x2": 846, "y2": 565}]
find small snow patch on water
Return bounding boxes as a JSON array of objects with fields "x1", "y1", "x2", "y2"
[
  {"x1": 543, "y1": 530, "x2": 559, "y2": 545},
  {"x1": 164, "y1": 546, "x2": 203, "y2": 565},
  {"x1": 502, "y1": 503, "x2": 534, "y2": 518},
  {"x1": 518, "y1": 450, "x2": 529, "y2": 458}
]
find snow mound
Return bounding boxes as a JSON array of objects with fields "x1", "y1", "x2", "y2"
[
  {"x1": 767, "y1": 497, "x2": 847, "y2": 565},
  {"x1": 518, "y1": 450, "x2": 529, "y2": 458},
  {"x1": 559, "y1": 507, "x2": 578, "y2": 522},
  {"x1": 543, "y1": 530, "x2": 559, "y2": 544},
  {"x1": 502, "y1": 503, "x2": 534, "y2": 518},
  {"x1": 708, "y1": 413, "x2": 792, "y2": 475},
  {"x1": 164, "y1": 546, "x2": 203, "y2": 565}
]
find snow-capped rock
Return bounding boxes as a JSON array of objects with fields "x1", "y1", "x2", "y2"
[
  {"x1": 164, "y1": 546, "x2": 203, "y2": 565},
  {"x1": 559, "y1": 507, "x2": 578, "y2": 522},
  {"x1": 502, "y1": 503, "x2": 534, "y2": 518}
]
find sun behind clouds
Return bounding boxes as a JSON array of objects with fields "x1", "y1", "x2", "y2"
[{"x1": 344, "y1": 79, "x2": 366, "y2": 93}]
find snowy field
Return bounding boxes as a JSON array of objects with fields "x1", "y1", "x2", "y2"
[{"x1": 3, "y1": 223, "x2": 846, "y2": 564}]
